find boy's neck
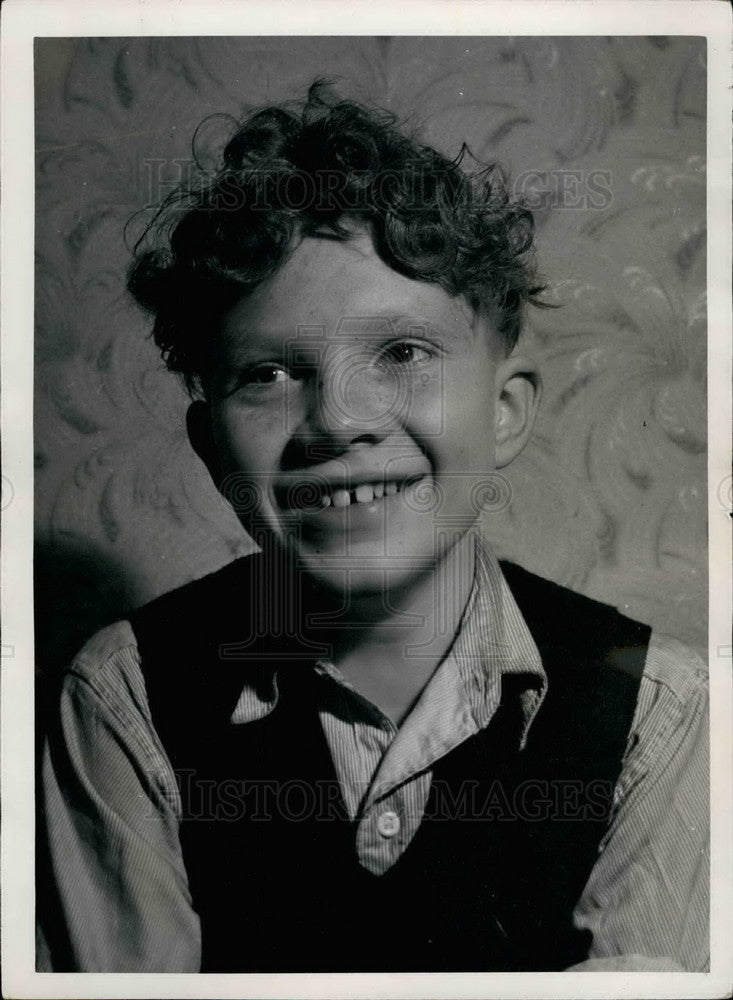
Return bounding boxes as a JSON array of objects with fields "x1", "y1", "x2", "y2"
[{"x1": 309, "y1": 530, "x2": 478, "y2": 726}]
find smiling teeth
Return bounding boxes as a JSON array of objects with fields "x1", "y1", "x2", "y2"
[{"x1": 311, "y1": 480, "x2": 405, "y2": 509}]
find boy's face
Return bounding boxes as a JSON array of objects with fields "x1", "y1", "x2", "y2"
[{"x1": 192, "y1": 229, "x2": 538, "y2": 599}]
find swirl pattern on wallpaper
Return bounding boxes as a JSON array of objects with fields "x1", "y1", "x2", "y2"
[{"x1": 34, "y1": 36, "x2": 707, "y2": 674}]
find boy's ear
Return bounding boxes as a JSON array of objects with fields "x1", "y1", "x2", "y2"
[
  {"x1": 186, "y1": 400, "x2": 223, "y2": 488},
  {"x1": 493, "y1": 356, "x2": 542, "y2": 469}
]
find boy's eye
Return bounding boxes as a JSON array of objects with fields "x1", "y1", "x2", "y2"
[
  {"x1": 378, "y1": 342, "x2": 433, "y2": 366},
  {"x1": 240, "y1": 363, "x2": 295, "y2": 386}
]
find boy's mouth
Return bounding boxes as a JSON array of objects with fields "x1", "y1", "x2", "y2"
[{"x1": 275, "y1": 474, "x2": 425, "y2": 511}]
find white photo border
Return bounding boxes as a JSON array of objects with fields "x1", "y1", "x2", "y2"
[{"x1": 2, "y1": 2, "x2": 731, "y2": 997}]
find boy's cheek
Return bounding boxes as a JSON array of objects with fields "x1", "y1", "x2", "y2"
[
  {"x1": 407, "y1": 376, "x2": 446, "y2": 439},
  {"x1": 207, "y1": 430, "x2": 277, "y2": 518},
  {"x1": 413, "y1": 387, "x2": 495, "y2": 454},
  {"x1": 213, "y1": 406, "x2": 280, "y2": 466}
]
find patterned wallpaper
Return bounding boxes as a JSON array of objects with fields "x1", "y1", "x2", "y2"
[{"x1": 34, "y1": 36, "x2": 707, "y2": 682}]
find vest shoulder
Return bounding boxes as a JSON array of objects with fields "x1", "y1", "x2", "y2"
[
  {"x1": 499, "y1": 559, "x2": 650, "y2": 633},
  {"x1": 130, "y1": 555, "x2": 258, "y2": 623},
  {"x1": 498, "y1": 560, "x2": 652, "y2": 682}
]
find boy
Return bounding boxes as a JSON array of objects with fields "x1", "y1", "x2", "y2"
[{"x1": 38, "y1": 83, "x2": 708, "y2": 973}]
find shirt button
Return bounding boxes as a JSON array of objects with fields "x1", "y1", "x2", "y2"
[{"x1": 376, "y1": 810, "x2": 401, "y2": 838}]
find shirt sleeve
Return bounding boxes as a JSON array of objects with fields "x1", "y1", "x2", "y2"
[
  {"x1": 37, "y1": 621, "x2": 201, "y2": 972},
  {"x1": 571, "y1": 632, "x2": 709, "y2": 971}
]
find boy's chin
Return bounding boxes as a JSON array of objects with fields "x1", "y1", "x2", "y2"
[
  {"x1": 290, "y1": 552, "x2": 440, "y2": 610},
  {"x1": 245, "y1": 522, "x2": 472, "y2": 613},
  {"x1": 304, "y1": 560, "x2": 452, "y2": 624}
]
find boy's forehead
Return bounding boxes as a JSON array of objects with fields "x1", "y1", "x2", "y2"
[{"x1": 219, "y1": 232, "x2": 489, "y2": 349}]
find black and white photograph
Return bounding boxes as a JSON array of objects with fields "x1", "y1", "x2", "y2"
[{"x1": 1, "y1": 1, "x2": 731, "y2": 997}]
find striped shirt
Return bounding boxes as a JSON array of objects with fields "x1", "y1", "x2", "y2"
[{"x1": 37, "y1": 538, "x2": 709, "y2": 972}]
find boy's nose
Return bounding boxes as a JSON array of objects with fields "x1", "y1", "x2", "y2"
[{"x1": 297, "y1": 349, "x2": 409, "y2": 450}]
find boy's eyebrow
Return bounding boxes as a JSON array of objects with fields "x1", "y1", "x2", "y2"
[
  {"x1": 331, "y1": 313, "x2": 451, "y2": 339},
  {"x1": 335, "y1": 310, "x2": 475, "y2": 339},
  {"x1": 217, "y1": 311, "x2": 478, "y2": 352},
  {"x1": 386, "y1": 312, "x2": 478, "y2": 345}
]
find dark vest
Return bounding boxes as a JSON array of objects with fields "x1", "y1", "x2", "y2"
[{"x1": 129, "y1": 554, "x2": 650, "y2": 973}]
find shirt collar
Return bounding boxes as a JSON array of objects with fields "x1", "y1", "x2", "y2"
[
  {"x1": 230, "y1": 528, "x2": 547, "y2": 754},
  {"x1": 452, "y1": 529, "x2": 547, "y2": 746},
  {"x1": 360, "y1": 530, "x2": 545, "y2": 802}
]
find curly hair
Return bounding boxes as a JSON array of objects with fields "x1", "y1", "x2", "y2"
[{"x1": 127, "y1": 81, "x2": 544, "y2": 394}]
